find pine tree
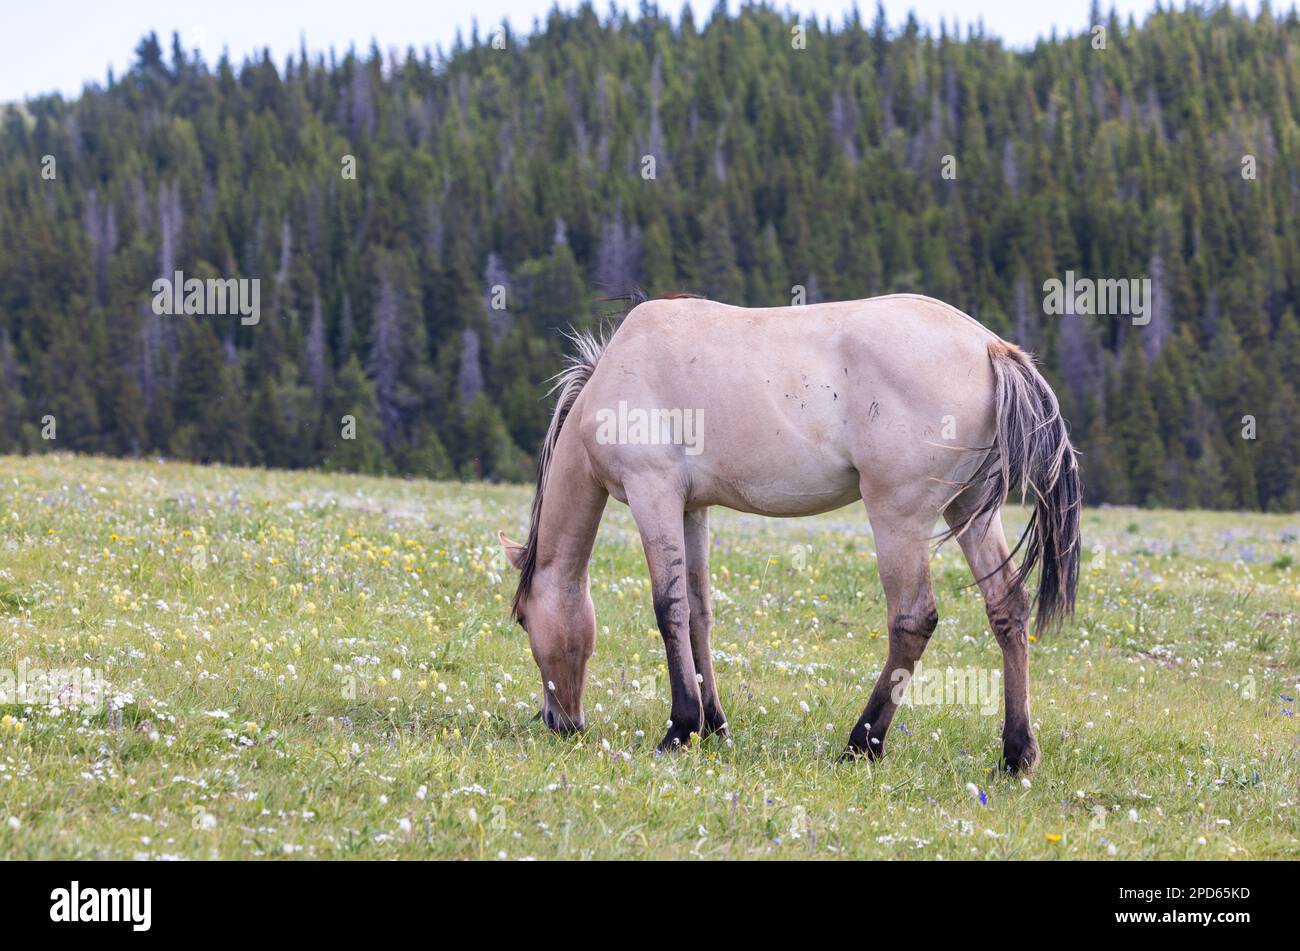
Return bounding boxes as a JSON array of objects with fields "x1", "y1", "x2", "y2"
[
  {"x1": 322, "y1": 355, "x2": 386, "y2": 474},
  {"x1": 0, "y1": 10, "x2": 1297, "y2": 508}
]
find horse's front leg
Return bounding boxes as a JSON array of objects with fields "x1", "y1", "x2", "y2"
[
  {"x1": 628, "y1": 485, "x2": 703, "y2": 750},
  {"x1": 684, "y1": 507, "x2": 727, "y2": 738}
]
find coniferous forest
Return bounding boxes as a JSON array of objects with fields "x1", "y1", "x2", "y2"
[{"x1": 2, "y1": 2, "x2": 1300, "y2": 510}]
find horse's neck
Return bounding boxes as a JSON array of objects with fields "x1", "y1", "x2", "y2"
[{"x1": 534, "y1": 423, "x2": 607, "y2": 586}]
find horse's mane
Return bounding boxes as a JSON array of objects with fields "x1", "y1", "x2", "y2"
[{"x1": 511, "y1": 330, "x2": 608, "y2": 619}]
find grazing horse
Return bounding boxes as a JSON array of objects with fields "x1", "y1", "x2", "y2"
[{"x1": 498, "y1": 294, "x2": 1080, "y2": 772}]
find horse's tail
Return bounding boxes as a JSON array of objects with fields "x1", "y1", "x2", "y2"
[{"x1": 947, "y1": 340, "x2": 1081, "y2": 632}]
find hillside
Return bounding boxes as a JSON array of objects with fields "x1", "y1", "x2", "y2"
[{"x1": 1, "y1": 4, "x2": 1299, "y2": 508}]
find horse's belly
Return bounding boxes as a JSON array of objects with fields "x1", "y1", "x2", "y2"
[{"x1": 683, "y1": 451, "x2": 861, "y2": 516}]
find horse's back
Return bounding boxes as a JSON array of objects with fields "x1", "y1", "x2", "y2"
[
  {"x1": 580, "y1": 295, "x2": 1003, "y2": 516},
  {"x1": 612, "y1": 293, "x2": 1000, "y2": 372}
]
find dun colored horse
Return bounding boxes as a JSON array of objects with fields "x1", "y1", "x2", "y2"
[{"x1": 498, "y1": 294, "x2": 1080, "y2": 772}]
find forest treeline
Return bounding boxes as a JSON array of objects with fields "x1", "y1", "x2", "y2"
[{"x1": 2, "y1": 2, "x2": 1300, "y2": 510}]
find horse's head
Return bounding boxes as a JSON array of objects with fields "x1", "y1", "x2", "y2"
[{"x1": 498, "y1": 531, "x2": 593, "y2": 735}]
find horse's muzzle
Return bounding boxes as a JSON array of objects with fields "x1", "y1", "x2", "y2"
[{"x1": 541, "y1": 705, "x2": 585, "y2": 735}]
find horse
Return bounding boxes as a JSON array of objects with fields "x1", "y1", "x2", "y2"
[{"x1": 497, "y1": 293, "x2": 1080, "y2": 772}]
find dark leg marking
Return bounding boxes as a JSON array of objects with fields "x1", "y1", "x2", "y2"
[
  {"x1": 687, "y1": 568, "x2": 727, "y2": 737},
  {"x1": 987, "y1": 587, "x2": 1038, "y2": 773},
  {"x1": 652, "y1": 570, "x2": 701, "y2": 750},
  {"x1": 630, "y1": 499, "x2": 703, "y2": 753},
  {"x1": 842, "y1": 604, "x2": 938, "y2": 762}
]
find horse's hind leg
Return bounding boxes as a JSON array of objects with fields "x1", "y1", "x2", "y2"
[
  {"x1": 684, "y1": 507, "x2": 727, "y2": 738},
  {"x1": 626, "y1": 483, "x2": 704, "y2": 750},
  {"x1": 842, "y1": 513, "x2": 938, "y2": 761},
  {"x1": 945, "y1": 504, "x2": 1039, "y2": 773}
]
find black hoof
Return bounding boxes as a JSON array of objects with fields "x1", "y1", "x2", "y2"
[
  {"x1": 1000, "y1": 729, "x2": 1040, "y2": 774},
  {"x1": 839, "y1": 731, "x2": 886, "y2": 764},
  {"x1": 655, "y1": 719, "x2": 702, "y2": 752},
  {"x1": 701, "y1": 713, "x2": 729, "y2": 741}
]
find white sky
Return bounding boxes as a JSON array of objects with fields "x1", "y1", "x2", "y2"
[{"x1": 0, "y1": 0, "x2": 1273, "y2": 103}]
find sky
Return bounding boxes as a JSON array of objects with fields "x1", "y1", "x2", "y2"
[{"x1": 0, "y1": 0, "x2": 1270, "y2": 103}]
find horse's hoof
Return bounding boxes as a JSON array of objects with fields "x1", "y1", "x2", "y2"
[
  {"x1": 1000, "y1": 730, "x2": 1040, "y2": 774},
  {"x1": 655, "y1": 722, "x2": 701, "y2": 752},
  {"x1": 838, "y1": 737, "x2": 886, "y2": 764},
  {"x1": 701, "y1": 717, "x2": 729, "y2": 741}
]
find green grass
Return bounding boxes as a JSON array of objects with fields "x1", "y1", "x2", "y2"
[{"x1": 0, "y1": 452, "x2": 1296, "y2": 859}]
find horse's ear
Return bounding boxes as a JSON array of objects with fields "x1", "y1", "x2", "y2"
[{"x1": 497, "y1": 531, "x2": 527, "y2": 571}]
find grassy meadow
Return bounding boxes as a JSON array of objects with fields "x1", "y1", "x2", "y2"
[{"x1": 0, "y1": 452, "x2": 1296, "y2": 859}]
